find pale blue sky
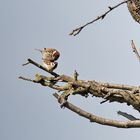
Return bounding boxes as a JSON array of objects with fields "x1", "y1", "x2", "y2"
[{"x1": 1, "y1": 0, "x2": 140, "y2": 140}]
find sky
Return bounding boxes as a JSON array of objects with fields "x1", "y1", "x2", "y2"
[{"x1": 1, "y1": 0, "x2": 140, "y2": 139}]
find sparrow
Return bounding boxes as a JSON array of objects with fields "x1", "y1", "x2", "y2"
[
  {"x1": 127, "y1": 0, "x2": 140, "y2": 24},
  {"x1": 37, "y1": 48, "x2": 60, "y2": 62},
  {"x1": 42, "y1": 60, "x2": 58, "y2": 72}
]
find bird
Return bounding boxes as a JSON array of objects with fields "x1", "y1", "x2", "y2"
[
  {"x1": 37, "y1": 48, "x2": 60, "y2": 62},
  {"x1": 127, "y1": 0, "x2": 140, "y2": 24},
  {"x1": 42, "y1": 60, "x2": 58, "y2": 72}
]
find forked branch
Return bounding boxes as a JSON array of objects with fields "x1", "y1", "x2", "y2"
[
  {"x1": 69, "y1": 0, "x2": 127, "y2": 36},
  {"x1": 53, "y1": 93, "x2": 140, "y2": 128},
  {"x1": 20, "y1": 57, "x2": 140, "y2": 128}
]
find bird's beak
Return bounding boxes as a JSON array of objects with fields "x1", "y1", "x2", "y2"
[{"x1": 35, "y1": 49, "x2": 42, "y2": 53}]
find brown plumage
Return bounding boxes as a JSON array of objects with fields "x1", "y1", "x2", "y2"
[
  {"x1": 38, "y1": 48, "x2": 60, "y2": 62},
  {"x1": 36, "y1": 48, "x2": 60, "y2": 72},
  {"x1": 42, "y1": 60, "x2": 58, "y2": 72}
]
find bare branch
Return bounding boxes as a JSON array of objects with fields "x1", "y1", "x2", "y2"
[
  {"x1": 19, "y1": 75, "x2": 69, "y2": 91},
  {"x1": 131, "y1": 40, "x2": 140, "y2": 62},
  {"x1": 69, "y1": 1, "x2": 127, "y2": 36},
  {"x1": 19, "y1": 76, "x2": 35, "y2": 82},
  {"x1": 73, "y1": 70, "x2": 79, "y2": 81},
  {"x1": 19, "y1": 60, "x2": 140, "y2": 112},
  {"x1": 117, "y1": 111, "x2": 140, "y2": 120},
  {"x1": 19, "y1": 0, "x2": 140, "y2": 128},
  {"x1": 53, "y1": 93, "x2": 140, "y2": 128},
  {"x1": 20, "y1": 59, "x2": 140, "y2": 127},
  {"x1": 22, "y1": 62, "x2": 30, "y2": 66},
  {"x1": 23, "y1": 59, "x2": 59, "y2": 77}
]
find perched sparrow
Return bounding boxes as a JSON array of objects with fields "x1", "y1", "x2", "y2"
[
  {"x1": 127, "y1": 0, "x2": 140, "y2": 24},
  {"x1": 42, "y1": 60, "x2": 58, "y2": 72},
  {"x1": 37, "y1": 48, "x2": 60, "y2": 62}
]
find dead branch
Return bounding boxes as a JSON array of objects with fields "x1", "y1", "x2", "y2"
[
  {"x1": 131, "y1": 40, "x2": 140, "y2": 62},
  {"x1": 19, "y1": 59, "x2": 140, "y2": 112},
  {"x1": 53, "y1": 93, "x2": 140, "y2": 128},
  {"x1": 117, "y1": 111, "x2": 140, "y2": 120},
  {"x1": 69, "y1": 1, "x2": 127, "y2": 36},
  {"x1": 19, "y1": 58, "x2": 140, "y2": 128},
  {"x1": 23, "y1": 58, "x2": 59, "y2": 77}
]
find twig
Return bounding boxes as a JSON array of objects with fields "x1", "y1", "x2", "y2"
[
  {"x1": 69, "y1": 1, "x2": 127, "y2": 36},
  {"x1": 131, "y1": 40, "x2": 140, "y2": 62},
  {"x1": 117, "y1": 111, "x2": 140, "y2": 120},
  {"x1": 19, "y1": 76, "x2": 68, "y2": 91},
  {"x1": 24, "y1": 59, "x2": 60, "y2": 77},
  {"x1": 22, "y1": 62, "x2": 30, "y2": 66},
  {"x1": 19, "y1": 76, "x2": 36, "y2": 82},
  {"x1": 53, "y1": 93, "x2": 140, "y2": 128},
  {"x1": 73, "y1": 70, "x2": 79, "y2": 81}
]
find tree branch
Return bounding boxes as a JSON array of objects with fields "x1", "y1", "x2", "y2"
[
  {"x1": 53, "y1": 93, "x2": 140, "y2": 128},
  {"x1": 20, "y1": 59, "x2": 140, "y2": 128},
  {"x1": 19, "y1": 59, "x2": 140, "y2": 112},
  {"x1": 23, "y1": 59, "x2": 59, "y2": 77},
  {"x1": 19, "y1": 75, "x2": 69, "y2": 91},
  {"x1": 117, "y1": 111, "x2": 140, "y2": 120},
  {"x1": 131, "y1": 40, "x2": 140, "y2": 62},
  {"x1": 69, "y1": 1, "x2": 127, "y2": 36}
]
